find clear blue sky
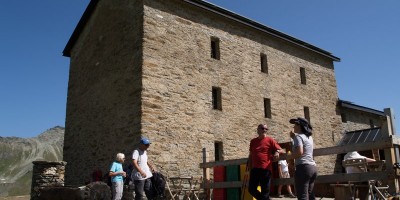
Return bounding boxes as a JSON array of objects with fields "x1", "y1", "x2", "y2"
[{"x1": 0, "y1": 0, "x2": 399, "y2": 138}]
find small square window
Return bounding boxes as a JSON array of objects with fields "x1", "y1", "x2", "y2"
[{"x1": 211, "y1": 37, "x2": 220, "y2": 60}]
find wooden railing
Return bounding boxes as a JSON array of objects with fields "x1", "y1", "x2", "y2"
[{"x1": 200, "y1": 135, "x2": 400, "y2": 193}]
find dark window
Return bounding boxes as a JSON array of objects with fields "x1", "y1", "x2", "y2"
[
  {"x1": 211, "y1": 37, "x2": 220, "y2": 60},
  {"x1": 261, "y1": 53, "x2": 268, "y2": 73},
  {"x1": 212, "y1": 87, "x2": 222, "y2": 110},
  {"x1": 300, "y1": 67, "x2": 306, "y2": 85},
  {"x1": 341, "y1": 113, "x2": 347, "y2": 123},
  {"x1": 264, "y1": 98, "x2": 271, "y2": 118},
  {"x1": 369, "y1": 119, "x2": 374, "y2": 128},
  {"x1": 214, "y1": 141, "x2": 223, "y2": 161},
  {"x1": 304, "y1": 106, "x2": 310, "y2": 123}
]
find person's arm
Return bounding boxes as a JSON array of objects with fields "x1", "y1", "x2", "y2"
[
  {"x1": 147, "y1": 161, "x2": 156, "y2": 172},
  {"x1": 109, "y1": 171, "x2": 126, "y2": 177},
  {"x1": 365, "y1": 157, "x2": 376, "y2": 162},
  {"x1": 247, "y1": 153, "x2": 252, "y2": 170},
  {"x1": 109, "y1": 163, "x2": 126, "y2": 177},
  {"x1": 278, "y1": 162, "x2": 283, "y2": 177},
  {"x1": 291, "y1": 146, "x2": 303, "y2": 159},
  {"x1": 132, "y1": 159, "x2": 147, "y2": 178},
  {"x1": 291, "y1": 135, "x2": 303, "y2": 159},
  {"x1": 273, "y1": 149, "x2": 282, "y2": 161}
]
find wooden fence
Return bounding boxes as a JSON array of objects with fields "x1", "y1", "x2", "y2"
[{"x1": 200, "y1": 135, "x2": 400, "y2": 194}]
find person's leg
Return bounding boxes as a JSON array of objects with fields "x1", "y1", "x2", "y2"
[
  {"x1": 277, "y1": 171, "x2": 283, "y2": 197},
  {"x1": 144, "y1": 178, "x2": 154, "y2": 200},
  {"x1": 284, "y1": 172, "x2": 295, "y2": 197},
  {"x1": 114, "y1": 181, "x2": 124, "y2": 200},
  {"x1": 277, "y1": 184, "x2": 283, "y2": 197},
  {"x1": 307, "y1": 165, "x2": 317, "y2": 200},
  {"x1": 134, "y1": 180, "x2": 145, "y2": 200},
  {"x1": 248, "y1": 168, "x2": 262, "y2": 199},
  {"x1": 112, "y1": 182, "x2": 117, "y2": 200},
  {"x1": 295, "y1": 165, "x2": 309, "y2": 200},
  {"x1": 259, "y1": 169, "x2": 271, "y2": 200}
]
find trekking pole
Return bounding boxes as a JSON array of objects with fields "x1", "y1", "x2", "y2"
[{"x1": 241, "y1": 160, "x2": 250, "y2": 200}]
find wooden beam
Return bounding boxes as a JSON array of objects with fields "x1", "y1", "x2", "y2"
[
  {"x1": 314, "y1": 138, "x2": 392, "y2": 157},
  {"x1": 199, "y1": 158, "x2": 247, "y2": 168},
  {"x1": 202, "y1": 171, "x2": 394, "y2": 189}
]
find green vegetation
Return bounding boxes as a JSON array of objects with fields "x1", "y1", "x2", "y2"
[{"x1": 0, "y1": 127, "x2": 64, "y2": 197}]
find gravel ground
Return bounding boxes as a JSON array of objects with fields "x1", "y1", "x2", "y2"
[
  {"x1": 0, "y1": 196, "x2": 30, "y2": 200},
  {"x1": 0, "y1": 195, "x2": 335, "y2": 200}
]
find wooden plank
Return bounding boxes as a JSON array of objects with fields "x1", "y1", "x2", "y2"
[
  {"x1": 200, "y1": 136, "x2": 400, "y2": 169},
  {"x1": 199, "y1": 158, "x2": 247, "y2": 168},
  {"x1": 202, "y1": 171, "x2": 394, "y2": 189},
  {"x1": 202, "y1": 181, "x2": 242, "y2": 189},
  {"x1": 314, "y1": 138, "x2": 392, "y2": 157}
]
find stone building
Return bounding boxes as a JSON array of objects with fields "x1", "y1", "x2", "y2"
[
  {"x1": 339, "y1": 100, "x2": 386, "y2": 133},
  {"x1": 62, "y1": 0, "x2": 343, "y2": 186}
]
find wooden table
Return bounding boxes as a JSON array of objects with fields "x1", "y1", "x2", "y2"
[{"x1": 167, "y1": 176, "x2": 200, "y2": 200}]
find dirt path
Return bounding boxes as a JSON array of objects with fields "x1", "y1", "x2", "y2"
[{"x1": 0, "y1": 196, "x2": 29, "y2": 200}]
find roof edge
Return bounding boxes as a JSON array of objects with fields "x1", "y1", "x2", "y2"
[
  {"x1": 63, "y1": 0, "x2": 341, "y2": 61},
  {"x1": 63, "y1": 0, "x2": 100, "y2": 57},
  {"x1": 183, "y1": 0, "x2": 340, "y2": 62},
  {"x1": 339, "y1": 100, "x2": 385, "y2": 116}
]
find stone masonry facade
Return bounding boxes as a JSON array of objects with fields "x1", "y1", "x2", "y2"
[{"x1": 63, "y1": 0, "x2": 342, "y2": 186}]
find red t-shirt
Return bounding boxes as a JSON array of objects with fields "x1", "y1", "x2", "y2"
[{"x1": 250, "y1": 136, "x2": 281, "y2": 170}]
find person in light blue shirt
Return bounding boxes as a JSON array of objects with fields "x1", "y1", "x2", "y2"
[{"x1": 109, "y1": 153, "x2": 126, "y2": 200}]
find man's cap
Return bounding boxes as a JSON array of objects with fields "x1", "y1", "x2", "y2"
[{"x1": 140, "y1": 137, "x2": 151, "y2": 145}]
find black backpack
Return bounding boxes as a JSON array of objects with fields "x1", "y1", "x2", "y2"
[{"x1": 151, "y1": 172, "x2": 166, "y2": 197}]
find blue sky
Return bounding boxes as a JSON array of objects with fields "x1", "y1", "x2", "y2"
[{"x1": 0, "y1": 0, "x2": 399, "y2": 138}]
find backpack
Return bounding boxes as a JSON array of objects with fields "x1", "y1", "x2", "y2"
[
  {"x1": 151, "y1": 172, "x2": 166, "y2": 197},
  {"x1": 103, "y1": 173, "x2": 112, "y2": 187}
]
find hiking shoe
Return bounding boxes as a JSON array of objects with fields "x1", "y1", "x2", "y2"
[{"x1": 287, "y1": 193, "x2": 296, "y2": 198}]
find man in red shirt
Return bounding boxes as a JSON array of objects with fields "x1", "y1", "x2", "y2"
[{"x1": 248, "y1": 124, "x2": 282, "y2": 200}]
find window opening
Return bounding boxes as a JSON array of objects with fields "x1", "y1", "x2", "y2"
[
  {"x1": 211, "y1": 37, "x2": 220, "y2": 60},
  {"x1": 261, "y1": 53, "x2": 268, "y2": 73},
  {"x1": 300, "y1": 67, "x2": 306, "y2": 85},
  {"x1": 212, "y1": 87, "x2": 222, "y2": 110},
  {"x1": 264, "y1": 98, "x2": 271, "y2": 118}
]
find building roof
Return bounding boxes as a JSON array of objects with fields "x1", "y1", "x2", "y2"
[
  {"x1": 63, "y1": 0, "x2": 341, "y2": 62},
  {"x1": 338, "y1": 127, "x2": 382, "y2": 146},
  {"x1": 339, "y1": 100, "x2": 385, "y2": 116}
]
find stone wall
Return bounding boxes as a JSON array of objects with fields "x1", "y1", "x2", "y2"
[
  {"x1": 64, "y1": 0, "x2": 342, "y2": 186},
  {"x1": 141, "y1": 0, "x2": 342, "y2": 176},
  {"x1": 63, "y1": 0, "x2": 144, "y2": 186},
  {"x1": 341, "y1": 107, "x2": 383, "y2": 134},
  {"x1": 30, "y1": 161, "x2": 66, "y2": 200}
]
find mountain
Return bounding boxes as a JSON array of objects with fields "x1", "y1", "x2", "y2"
[{"x1": 0, "y1": 126, "x2": 64, "y2": 197}]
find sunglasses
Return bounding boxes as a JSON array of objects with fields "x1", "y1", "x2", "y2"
[{"x1": 259, "y1": 127, "x2": 268, "y2": 131}]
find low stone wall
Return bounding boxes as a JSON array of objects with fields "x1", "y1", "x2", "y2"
[{"x1": 30, "y1": 161, "x2": 66, "y2": 200}]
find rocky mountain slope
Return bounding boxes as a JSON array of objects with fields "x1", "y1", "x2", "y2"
[{"x1": 0, "y1": 126, "x2": 64, "y2": 197}]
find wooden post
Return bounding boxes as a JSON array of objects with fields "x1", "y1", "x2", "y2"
[
  {"x1": 383, "y1": 108, "x2": 398, "y2": 194},
  {"x1": 202, "y1": 148, "x2": 210, "y2": 199}
]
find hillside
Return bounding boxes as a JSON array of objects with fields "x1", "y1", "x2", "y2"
[{"x1": 0, "y1": 126, "x2": 64, "y2": 197}]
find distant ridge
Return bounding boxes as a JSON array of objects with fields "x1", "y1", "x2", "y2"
[{"x1": 0, "y1": 126, "x2": 64, "y2": 197}]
